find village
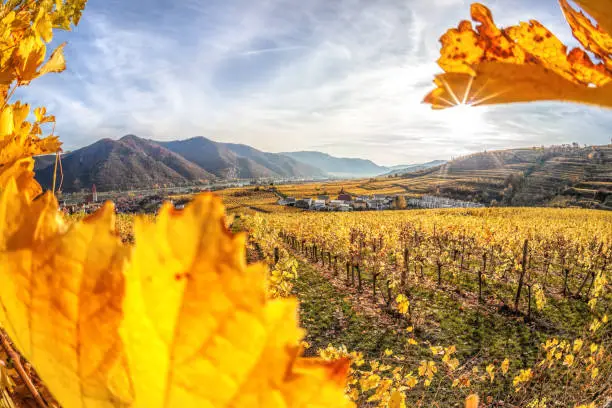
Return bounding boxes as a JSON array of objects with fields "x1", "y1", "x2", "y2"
[
  {"x1": 278, "y1": 192, "x2": 485, "y2": 211},
  {"x1": 57, "y1": 184, "x2": 485, "y2": 216}
]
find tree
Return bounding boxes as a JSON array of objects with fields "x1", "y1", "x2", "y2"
[{"x1": 394, "y1": 195, "x2": 407, "y2": 210}]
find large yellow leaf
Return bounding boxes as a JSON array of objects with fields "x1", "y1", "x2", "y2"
[
  {"x1": 0, "y1": 191, "x2": 352, "y2": 408},
  {"x1": 122, "y1": 196, "x2": 351, "y2": 407},
  {"x1": 424, "y1": 2, "x2": 612, "y2": 109},
  {"x1": 0, "y1": 180, "x2": 131, "y2": 407}
]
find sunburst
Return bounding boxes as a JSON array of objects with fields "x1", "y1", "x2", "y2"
[{"x1": 435, "y1": 76, "x2": 511, "y2": 109}]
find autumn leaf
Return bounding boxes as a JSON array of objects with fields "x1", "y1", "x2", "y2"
[
  {"x1": 572, "y1": 0, "x2": 612, "y2": 36},
  {"x1": 465, "y1": 394, "x2": 479, "y2": 408},
  {"x1": 0, "y1": 158, "x2": 43, "y2": 198},
  {"x1": 0, "y1": 190, "x2": 353, "y2": 408},
  {"x1": 14, "y1": 35, "x2": 46, "y2": 84},
  {"x1": 424, "y1": 2, "x2": 612, "y2": 109},
  {"x1": 0, "y1": 180, "x2": 130, "y2": 407},
  {"x1": 38, "y1": 43, "x2": 67, "y2": 76}
]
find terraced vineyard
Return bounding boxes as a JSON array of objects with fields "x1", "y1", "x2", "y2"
[{"x1": 275, "y1": 145, "x2": 611, "y2": 209}]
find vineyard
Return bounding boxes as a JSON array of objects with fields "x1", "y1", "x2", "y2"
[
  {"x1": 274, "y1": 145, "x2": 612, "y2": 209},
  {"x1": 2, "y1": 0, "x2": 612, "y2": 407},
  {"x1": 243, "y1": 207, "x2": 611, "y2": 407}
]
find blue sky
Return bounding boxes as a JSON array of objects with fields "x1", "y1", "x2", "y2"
[{"x1": 19, "y1": 0, "x2": 612, "y2": 165}]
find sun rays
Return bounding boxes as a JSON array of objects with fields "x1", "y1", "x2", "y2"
[{"x1": 431, "y1": 75, "x2": 511, "y2": 110}]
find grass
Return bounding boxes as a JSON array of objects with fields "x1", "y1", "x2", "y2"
[{"x1": 295, "y1": 260, "x2": 405, "y2": 357}]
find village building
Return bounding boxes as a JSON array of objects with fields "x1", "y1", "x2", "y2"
[
  {"x1": 353, "y1": 200, "x2": 367, "y2": 210},
  {"x1": 295, "y1": 198, "x2": 313, "y2": 209},
  {"x1": 312, "y1": 199, "x2": 327, "y2": 210}
]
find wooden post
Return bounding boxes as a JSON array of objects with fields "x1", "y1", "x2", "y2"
[
  {"x1": 527, "y1": 284, "x2": 532, "y2": 319},
  {"x1": 372, "y1": 273, "x2": 378, "y2": 298},
  {"x1": 479, "y1": 253, "x2": 486, "y2": 303},
  {"x1": 346, "y1": 262, "x2": 351, "y2": 284},
  {"x1": 514, "y1": 239, "x2": 529, "y2": 313}
]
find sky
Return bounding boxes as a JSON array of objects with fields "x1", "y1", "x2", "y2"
[{"x1": 19, "y1": 0, "x2": 612, "y2": 166}]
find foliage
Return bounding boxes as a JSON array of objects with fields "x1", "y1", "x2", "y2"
[
  {"x1": 246, "y1": 208, "x2": 611, "y2": 406},
  {"x1": 424, "y1": 1, "x2": 612, "y2": 108}
]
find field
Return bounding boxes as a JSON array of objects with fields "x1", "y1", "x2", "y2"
[{"x1": 243, "y1": 206, "x2": 611, "y2": 407}]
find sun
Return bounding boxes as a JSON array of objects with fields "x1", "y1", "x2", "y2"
[{"x1": 437, "y1": 103, "x2": 489, "y2": 140}]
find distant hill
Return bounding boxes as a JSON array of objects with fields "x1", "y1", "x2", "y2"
[
  {"x1": 282, "y1": 151, "x2": 389, "y2": 178},
  {"x1": 381, "y1": 160, "x2": 447, "y2": 176},
  {"x1": 160, "y1": 137, "x2": 326, "y2": 179},
  {"x1": 35, "y1": 135, "x2": 328, "y2": 192},
  {"x1": 382, "y1": 145, "x2": 612, "y2": 209}
]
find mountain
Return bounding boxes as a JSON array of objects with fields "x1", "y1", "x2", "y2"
[
  {"x1": 222, "y1": 143, "x2": 327, "y2": 179},
  {"x1": 120, "y1": 135, "x2": 216, "y2": 180},
  {"x1": 35, "y1": 135, "x2": 328, "y2": 192},
  {"x1": 281, "y1": 151, "x2": 388, "y2": 178},
  {"x1": 35, "y1": 136, "x2": 214, "y2": 192},
  {"x1": 159, "y1": 137, "x2": 327, "y2": 179},
  {"x1": 381, "y1": 160, "x2": 447, "y2": 176}
]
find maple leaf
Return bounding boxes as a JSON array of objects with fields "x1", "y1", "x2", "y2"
[
  {"x1": 424, "y1": 2, "x2": 612, "y2": 109},
  {"x1": 0, "y1": 188, "x2": 353, "y2": 408}
]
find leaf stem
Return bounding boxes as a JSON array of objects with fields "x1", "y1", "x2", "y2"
[{"x1": 0, "y1": 330, "x2": 48, "y2": 408}]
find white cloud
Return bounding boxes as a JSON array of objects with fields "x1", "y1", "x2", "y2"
[{"x1": 17, "y1": 0, "x2": 612, "y2": 166}]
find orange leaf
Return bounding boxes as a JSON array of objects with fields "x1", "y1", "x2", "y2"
[
  {"x1": 424, "y1": 2, "x2": 612, "y2": 109},
  {"x1": 465, "y1": 394, "x2": 479, "y2": 408}
]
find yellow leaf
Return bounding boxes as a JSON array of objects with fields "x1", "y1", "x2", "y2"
[
  {"x1": 559, "y1": 0, "x2": 612, "y2": 71},
  {"x1": 424, "y1": 3, "x2": 612, "y2": 109},
  {"x1": 388, "y1": 389, "x2": 406, "y2": 408},
  {"x1": 0, "y1": 192, "x2": 353, "y2": 408},
  {"x1": 0, "y1": 105, "x2": 14, "y2": 137},
  {"x1": 501, "y1": 358, "x2": 509, "y2": 375},
  {"x1": 0, "y1": 183, "x2": 130, "y2": 406},
  {"x1": 14, "y1": 35, "x2": 46, "y2": 84},
  {"x1": 122, "y1": 196, "x2": 352, "y2": 407},
  {"x1": 465, "y1": 394, "x2": 479, "y2": 408},
  {"x1": 0, "y1": 158, "x2": 43, "y2": 198},
  {"x1": 573, "y1": 0, "x2": 612, "y2": 36},
  {"x1": 39, "y1": 43, "x2": 67, "y2": 76},
  {"x1": 34, "y1": 9, "x2": 53, "y2": 43}
]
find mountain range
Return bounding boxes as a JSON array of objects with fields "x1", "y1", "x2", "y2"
[{"x1": 35, "y1": 135, "x2": 433, "y2": 192}]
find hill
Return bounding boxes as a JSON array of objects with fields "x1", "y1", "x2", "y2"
[
  {"x1": 271, "y1": 144, "x2": 611, "y2": 209},
  {"x1": 381, "y1": 160, "x2": 447, "y2": 176},
  {"x1": 358, "y1": 144, "x2": 611, "y2": 209},
  {"x1": 35, "y1": 135, "x2": 329, "y2": 192},
  {"x1": 160, "y1": 137, "x2": 326, "y2": 179},
  {"x1": 281, "y1": 151, "x2": 389, "y2": 178},
  {"x1": 35, "y1": 137, "x2": 214, "y2": 192}
]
